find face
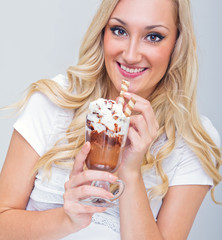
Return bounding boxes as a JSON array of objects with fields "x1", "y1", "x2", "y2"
[{"x1": 103, "y1": 0, "x2": 178, "y2": 99}]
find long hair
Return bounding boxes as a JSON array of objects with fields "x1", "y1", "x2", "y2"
[
  {"x1": 9, "y1": 0, "x2": 221, "y2": 203},
  {"x1": 145, "y1": 0, "x2": 222, "y2": 202}
]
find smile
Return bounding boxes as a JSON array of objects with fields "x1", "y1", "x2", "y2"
[
  {"x1": 117, "y1": 62, "x2": 147, "y2": 78},
  {"x1": 120, "y1": 64, "x2": 146, "y2": 73}
]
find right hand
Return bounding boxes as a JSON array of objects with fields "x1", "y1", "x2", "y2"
[
  {"x1": 63, "y1": 142, "x2": 117, "y2": 232},
  {"x1": 118, "y1": 93, "x2": 159, "y2": 179}
]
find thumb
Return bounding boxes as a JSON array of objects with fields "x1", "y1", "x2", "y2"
[{"x1": 71, "y1": 141, "x2": 90, "y2": 175}]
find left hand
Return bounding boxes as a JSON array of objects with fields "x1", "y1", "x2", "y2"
[
  {"x1": 118, "y1": 92, "x2": 159, "y2": 178},
  {"x1": 63, "y1": 142, "x2": 117, "y2": 232}
]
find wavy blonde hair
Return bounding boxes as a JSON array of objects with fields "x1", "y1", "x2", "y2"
[{"x1": 12, "y1": 0, "x2": 221, "y2": 203}]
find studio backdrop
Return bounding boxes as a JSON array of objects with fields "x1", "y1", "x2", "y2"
[{"x1": 0, "y1": 1, "x2": 221, "y2": 239}]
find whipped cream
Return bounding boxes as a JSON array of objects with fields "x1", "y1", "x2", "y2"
[{"x1": 87, "y1": 98, "x2": 129, "y2": 135}]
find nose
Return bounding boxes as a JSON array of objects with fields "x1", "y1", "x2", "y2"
[{"x1": 122, "y1": 38, "x2": 142, "y2": 64}]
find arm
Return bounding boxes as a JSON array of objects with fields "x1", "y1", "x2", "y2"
[
  {"x1": 119, "y1": 174, "x2": 208, "y2": 240},
  {"x1": 118, "y1": 93, "x2": 209, "y2": 240},
  {"x1": 0, "y1": 130, "x2": 75, "y2": 240},
  {"x1": 0, "y1": 130, "x2": 116, "y2": 240}
]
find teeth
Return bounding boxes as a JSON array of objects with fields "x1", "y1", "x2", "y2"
[{"x1": 120, "y1": 64, "x2": 145, "y2": 73}]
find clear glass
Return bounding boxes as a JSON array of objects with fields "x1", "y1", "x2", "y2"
[{"x1": 79, "y1": 114, "x2": 129, "y2": 207}]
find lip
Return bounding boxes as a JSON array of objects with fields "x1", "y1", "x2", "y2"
[{"x1": 117, "y1": 62, "x2": 148, "y2": 79}]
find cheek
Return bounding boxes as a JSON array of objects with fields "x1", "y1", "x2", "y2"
[
  {"x1": 151, "y1": 47, "x2": 173, "y2": 71},
  {"x1": 103, "y1": 32, "x2": 118, "y2": 84},
  {"x1": 103, "y1": 29, "x2": 124, "y2": 64},
  {"x1": 103, "y1": 31, "x2": 115, "y2": 61}
]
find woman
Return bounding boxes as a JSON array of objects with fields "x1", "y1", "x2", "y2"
[{"x1": 0, "y1": 0, "x2": 221, "y2": 239}]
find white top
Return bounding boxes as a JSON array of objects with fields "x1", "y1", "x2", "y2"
[{"x1": 13, "y1": 74, "x2": 221, "y2": 240}]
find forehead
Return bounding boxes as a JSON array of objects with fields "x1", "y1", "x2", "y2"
[{"x1": 110, "y1": 0, "x2": 177, "y2": 28}]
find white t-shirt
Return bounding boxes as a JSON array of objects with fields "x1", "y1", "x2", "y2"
[{"x1": 13, "y1": 74, "x2": 221, "y2": 240}]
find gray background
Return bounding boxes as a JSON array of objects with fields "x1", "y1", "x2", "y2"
[{"x1": 0, "y1": 0, "x2": 221, "y2": 239}]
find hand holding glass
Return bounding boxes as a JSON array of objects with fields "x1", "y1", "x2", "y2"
[{"x1": 80, "y1": 115, "x2": 129, "y2": 208}]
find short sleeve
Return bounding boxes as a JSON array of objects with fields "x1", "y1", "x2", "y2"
[
  {"x1": 168, "y1": 116, "x2": 220, "y2": 187},
  {"x1": 168, "y1": 141, "x2": 214, "y2": 187},
  {"x1": 200, "y1": 115, "x2": 221, "y2": 148},
  {"x1": 13, "y1": 74, "x2": 74, "y2": 156}
]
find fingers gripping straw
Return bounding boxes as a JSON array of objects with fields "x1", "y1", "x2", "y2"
[
  {"x1": 118, "y1": 79, "x2": 130, "y2": 106},
  {"x1": 124, "y1": 97, "x2": 136, "y2": 117},
  {"x1": 118, "y1": 79, "x2": 136, "y2": 117}
]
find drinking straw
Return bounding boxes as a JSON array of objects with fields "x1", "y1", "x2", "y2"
[
  {"x1": 118, "y1": 79, "x2": 130, "y2": 106},
  {"x1": 124, "y1": 97, "x2": 136, "y2": 117}
]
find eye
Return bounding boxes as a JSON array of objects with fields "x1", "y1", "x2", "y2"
[
  {"x1": 110, "y1": 27, "x2": 127, "y2": 37},
  {"x1": 146, "y1": 33, "x2": 164, "y2": 43}
]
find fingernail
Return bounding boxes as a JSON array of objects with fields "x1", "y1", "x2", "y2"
[
  {"x1": 109, "y1": 174, "x2": 118, "y2": 181},
  {"x1": 108, "y1": 193, "x2": 114, "y2": 198}
]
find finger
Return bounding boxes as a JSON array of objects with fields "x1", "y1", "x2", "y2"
[
  {"x1": 66, "y1": 170, "x2": 118, "y2": 189},
  {"x1": 77, "y1": 204, "x2": 107, "y2": 214},
  {"x1": 72, "y1": 202, "x2": 107, "y2": 213},
  {"x1": 132, "y1": 114, "x2": 158, "y2": 140},
  {"x1": 129, "y1": 115, "x2": 150, "y2": 140},
  {"x1": 127, "y1": 127, "x2": 141, "y2": 149},
  {"x1": 64, "y1": 200, "x2": 107, "y2": 215},
  {"x1": 127, "y1": 126, "x2": 152, "y2": 154},
  {"x1": 124, "y1": 92, "x2": 158, "y2": 131},
  {"x1": 123, "y1": 92, "x2": 154, "y2": 114},
  {"x1": 123, "y1": 92, "x2": 148, "y2": 105},
  {"x1": 64, "y1": 185, "x2": 114, "y2": 202},
  {"x1": 71, "y1": 142, "x2": 91, "y2": 176}
]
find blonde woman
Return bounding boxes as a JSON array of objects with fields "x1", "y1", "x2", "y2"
[{"x1": 0, "y1": 0, "x2": 221, "y2": 239}]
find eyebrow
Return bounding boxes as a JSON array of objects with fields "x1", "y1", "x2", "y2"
[{"x1": 110, "y1": 17, "x2": 169, "y2": 31}]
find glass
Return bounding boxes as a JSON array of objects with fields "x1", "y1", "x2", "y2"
[{"x1": 80, "y1": 114, "x2": 129, "y2": 207}]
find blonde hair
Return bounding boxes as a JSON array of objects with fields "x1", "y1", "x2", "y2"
[
  {"x1": 11, "y1": 0, "x2": 222, "y2": 203},
  {"x1": 145, "y1": 0, "x2": 222, "y2": 203}
]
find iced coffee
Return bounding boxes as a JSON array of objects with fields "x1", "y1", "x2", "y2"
[{"x1": 85, "y1": 98, "x2": 130, "y2": 173}]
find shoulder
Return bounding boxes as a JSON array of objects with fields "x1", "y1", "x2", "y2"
[
  {"x1": 26, "y1": 74, "x2": 70, "y2": 107},
  {"x1": 13, "y1": 74, "x2": 74, "y2": 156},
  {"x1": 172, "y1": 115, "x2": 221, "y2": 163},
  {"x1": 51, "y1": 74, "x2": 70, "y2": 89},
  {"x1": 164, "y1": 115, "x2": 220, "y2": 187},
  {"x1": 200, "y1": 115, "x2": 221, "y2": 147},
  {"x1": 18, "y1": 74, "x2": 72, "y2": 127},
  {"x1": 171, "y1": 115, "x2": 220, "y2": 159}
]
